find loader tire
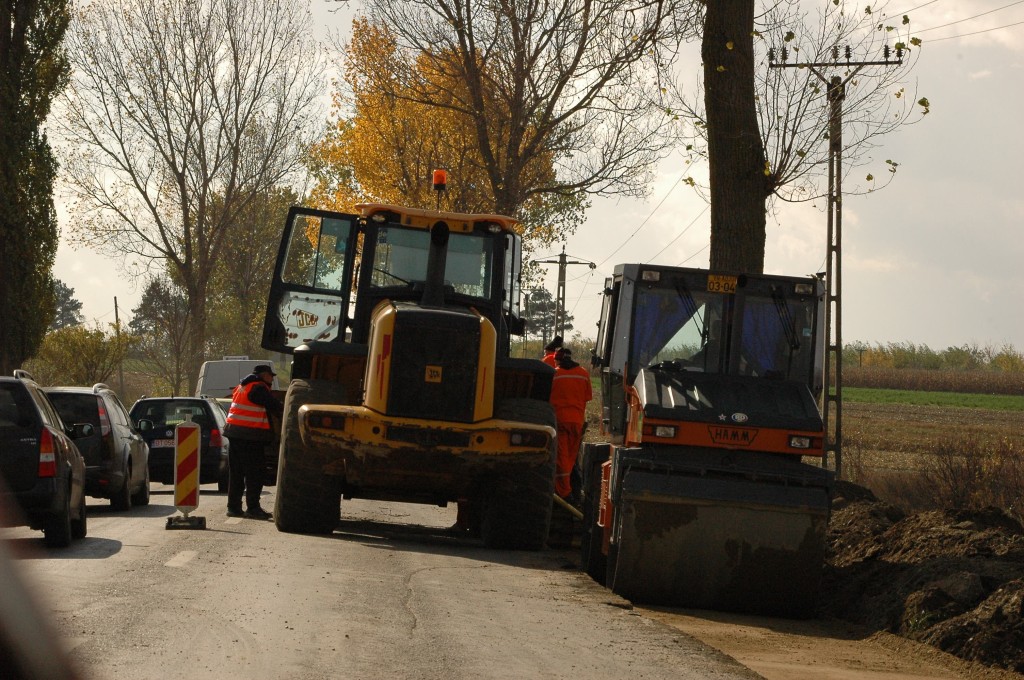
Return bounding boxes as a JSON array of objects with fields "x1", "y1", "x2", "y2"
[
  {"x1": 274, "y1": 379, "x2": 343, "y2": 535},
  {"x1": 480, "y1": 399, "x2": 556, "y2": 550},
  {"x1": 580, "y1": 444, "x2": 611, "y2": 583}
]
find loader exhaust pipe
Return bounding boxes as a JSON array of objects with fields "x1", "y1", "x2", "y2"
[{"x1": 422, "y1": 220, "x2": 449, "y2": 307}]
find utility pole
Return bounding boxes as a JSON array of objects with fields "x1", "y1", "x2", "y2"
[
  {"x1": 769, "y1": 45, "x2": 903, "y2": 479},
  {"x1": 533, "y1": 246, "x2": 596, "y2": 338},
  {"x1": 114, "y1": 297, "x2": 126, "y2": 396}
]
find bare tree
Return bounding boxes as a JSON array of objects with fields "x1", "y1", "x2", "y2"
[
  {"x1": 128, "y1": 277, "x2": 191, "y2": 396},
  {"x1": 678, "y1": 0, "x2": 925, "y2": 271},
  {"x1": 58, "y1": 0, "x2": 325, "y2": 388},
  {"x1": 356, "y1": 0, "x2": 698, "y2": 233}
]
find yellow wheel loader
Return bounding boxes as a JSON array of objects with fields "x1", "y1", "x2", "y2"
[
  {"x1": 261, "y1": 202, "x2": 556, "y2": 549},
  {"x1": 580, "y1": 264, "x2": 834, "y2": 617}
]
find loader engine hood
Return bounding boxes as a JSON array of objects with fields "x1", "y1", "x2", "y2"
[{"x1": 633, "y1": 366, "x2": 823, "y2": 432}]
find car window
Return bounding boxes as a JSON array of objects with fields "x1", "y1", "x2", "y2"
[
  {"x1": 47, "y1": 393, "x2": 100, "y2": 428},
  {"x1": 29, "y1": 386, "x2": 64, "y2": 430},
  {"x1": 0, "y1": 384, "x2": 33, "y2": 428},
  {"x1": 132, "y1": 399, "x2": 215, "y2": 429},
  {"x1": 106, "y1": 394, "x2": 132, "y2": 429},
  {"x1": 206, "y1": 400, "x2": 227, "y2": 426}
]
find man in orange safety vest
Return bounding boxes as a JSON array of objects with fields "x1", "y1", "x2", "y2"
[{"x1": 224, "y1": 364, "x2": 283, "y2": 520}]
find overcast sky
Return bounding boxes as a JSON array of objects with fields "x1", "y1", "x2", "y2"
[{"x1": 55, "y1": 0, "x2": 1024, "y2": 351}]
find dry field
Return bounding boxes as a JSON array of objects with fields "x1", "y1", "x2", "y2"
[{"x1": 842, "y1": 401, "x2": 1024, "y2": 522}]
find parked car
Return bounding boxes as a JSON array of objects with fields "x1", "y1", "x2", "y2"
[
  {"x1": 0, "y1": 371, "x2": 89, "y2": 547},
  {"x1": 128, "y1": 397, "x2": 230, "y2": 491},
  {"x1": 44, "y1": 383, "x2": 150, "y2": 510}
]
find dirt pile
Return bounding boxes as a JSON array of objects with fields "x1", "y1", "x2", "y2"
[{"x1": 823, "y1": 480, "x2": 1024, "y2": 674}]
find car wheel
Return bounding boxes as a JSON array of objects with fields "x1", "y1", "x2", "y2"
[
  {"x1": 44, "y1": 488, "x2": 73, "y2": 548},
  {"x1": 132, "y1": 463, "x2": 151, "y2": 506},
  {"x1": 111, "y1": 464, "x2": 132, "y2": 511},
  {"x1": 71, "y1": 492, "x2": 88, "y2": 540}
]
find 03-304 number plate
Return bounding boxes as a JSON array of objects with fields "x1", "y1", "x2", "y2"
[{"x1": 706, "y1": 274, "x2": 737, "y2": 294}]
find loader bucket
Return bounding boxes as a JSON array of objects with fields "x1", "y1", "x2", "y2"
[{"x1": 606, "y1": 453, "x2": 831, "y2": 618}]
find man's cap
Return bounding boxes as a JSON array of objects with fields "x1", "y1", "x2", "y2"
[
  {"x1": 559, "y1": 347, "x2": 572, "y2": 358},
  {"x1": 254, "y1": 364, "x2": 276, "y2": 376},
  {"x1": 544, "y1": 335, "x2": 564, "y2": 351}
]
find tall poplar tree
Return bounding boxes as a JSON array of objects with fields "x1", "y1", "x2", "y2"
[{"x1": 0, "y1": 0, "x2": 70, "y2": 372}]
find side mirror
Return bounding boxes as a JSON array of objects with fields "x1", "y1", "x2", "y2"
[
  {"x1": 507, "y1": 314, "x2": 526, "y2": 335},
  {"x1": 135, "y1": 418, "x2": 154, "y2": 433}
]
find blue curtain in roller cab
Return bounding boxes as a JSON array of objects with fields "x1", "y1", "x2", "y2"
[
  {"x1": 631, "y1": 287, "x2": 699, "y2": 368},
  {"x1": 739, "y1": 298, "x2": 812, "y2": 380},
  {"x1": 740, "y1": 301, "x2": 783, "y2": 376}
]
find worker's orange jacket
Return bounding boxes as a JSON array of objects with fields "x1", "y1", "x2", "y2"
[
  {"x1": 550, "y1": 364, "x2": 592, "y2": 425},
  {"x1": 226, "y1": 381, "x2": 271, "y2": 432}
]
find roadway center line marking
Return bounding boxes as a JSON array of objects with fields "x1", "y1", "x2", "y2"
[{"x1": 164, "y1": 550, "x2": 198, "y2": 568}]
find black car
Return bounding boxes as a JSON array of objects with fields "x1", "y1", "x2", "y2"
[
  {"x1": 0, "y1": 371, "x2": 89, "y2": 547},
  {"x1": 128, "y1": 397, "x2": 230, "y2": 491},
  {"x1": 45, "y1": 383, "x2": 150, "y2": 510}
]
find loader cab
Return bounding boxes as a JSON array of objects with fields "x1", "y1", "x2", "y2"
[
  {"x1": 261, "y1": 204, "x2": 526, "y2": 356},
  {"x1": 593, "y1": 265, "x2": 825, "y2": 439}
]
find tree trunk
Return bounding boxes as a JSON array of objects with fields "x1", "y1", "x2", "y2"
[{"x1": 703, "y1": 1, "x2": 769, "y2": 273}]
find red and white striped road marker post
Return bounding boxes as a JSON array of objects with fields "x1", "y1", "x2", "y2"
[{"x1": 166, "y1": 416, "x2": 206, "y2": 529}]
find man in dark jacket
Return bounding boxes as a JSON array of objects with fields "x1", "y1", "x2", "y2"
[
  {"x1": 542, "y1": 335, "x2": 563, "y2": 367},
  {"x1": 224, "y1": 364, "x2": 283, "y2": 519}
]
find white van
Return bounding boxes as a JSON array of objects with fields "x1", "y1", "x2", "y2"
[{"x1": 195, "y1": 359, "x2": 281, "y2": 399}]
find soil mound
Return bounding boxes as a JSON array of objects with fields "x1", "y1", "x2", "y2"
[{"x1": 823, "y1": 480, "x2": 1024, "y2": 673}]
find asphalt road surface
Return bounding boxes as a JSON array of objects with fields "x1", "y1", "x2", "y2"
[
  {"x1": 1, "y1": 484, "x2": 760, "y2": 680},
  {"x1": 6, "y1": 484, "x2": 1010, "y2": 680}
]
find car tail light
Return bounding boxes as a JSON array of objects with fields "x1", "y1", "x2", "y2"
[
  {"x1": 39, "y1": 428, "x2": 57, "y2": 478},
  {"x1": 209, "y1": 428, "x2": 223, "y2": 447},
  {"x1": 97, "y1": 396, "x2": 111, "y2": 437}
]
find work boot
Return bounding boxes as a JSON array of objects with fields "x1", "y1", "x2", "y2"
[
  {"x1": 226, "y1": 506, "x2": 245, "y2": 518},
  {"x1": 246, "y1": 506, "x2": 272, "y2": 521}
]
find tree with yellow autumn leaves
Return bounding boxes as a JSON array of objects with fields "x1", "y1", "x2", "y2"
[{"x1": 309, "y1": 2, "x2": 690, "y2": 250}]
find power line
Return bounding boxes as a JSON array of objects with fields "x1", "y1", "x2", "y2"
[
  {"x1": 915, "y1": 0, "x2": 1024, "y2": 33},
  {"x1": 674, "y1": 243, "x2": 709, "y2": 267},
  {"x1": 644, "y1": 205, "x2": 709, "y2": 264},
  {"x1": 595, "y1": 169, "x2": 689, "y2": 269},
  {"x1": 926, "y1": 18, "x2": 1024, "y2": 40},
  {"x1": 891, "y1": 0, "x2": 941, "y2": 16}
]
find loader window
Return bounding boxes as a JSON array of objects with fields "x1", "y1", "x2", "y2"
[
  {"x1": 502, "y1": 233, "x2": 522, "y2": 317},
  {"x1": 271, "y1": 213, "x2": 356, "y2": 348},
  {"x1": 282, "y1": 215, "x2": 354, "y2": 291},
  {"x1": 372, "y1": 225, "x2": 493, "y2": 299}
]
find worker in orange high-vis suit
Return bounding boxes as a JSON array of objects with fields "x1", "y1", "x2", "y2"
[
  {"x1": 549, "y1": 347, "x2": 592, "y2": 501},
  {"x1": 224, "y1": 364, "x2": 283, "y2": 520}
]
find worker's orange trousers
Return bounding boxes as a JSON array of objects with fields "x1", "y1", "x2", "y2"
[{"x1": 555, "y1": 421, "x2": 584, "y2": 498}]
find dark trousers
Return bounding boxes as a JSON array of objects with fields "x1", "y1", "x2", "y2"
[{"x1": 227, "y1": 437, "x2": 267, "y2": 511}]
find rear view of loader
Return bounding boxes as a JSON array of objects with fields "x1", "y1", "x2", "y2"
[{"x1": 581, "y1": 265, "x2": 833, "y2": 617}]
